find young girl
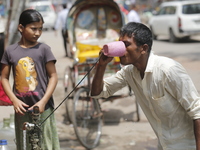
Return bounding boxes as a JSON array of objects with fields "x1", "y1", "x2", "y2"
[{"x1": 1, "y1": 9, "x2": 60, "y2": 150}]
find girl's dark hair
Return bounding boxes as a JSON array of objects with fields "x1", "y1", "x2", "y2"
[
  {"x1": 120, "y1": 22, "x2": 153, "y2": 52},
  {"x1": 19, "y1": 9, "x2": 44, "y2": 27}
]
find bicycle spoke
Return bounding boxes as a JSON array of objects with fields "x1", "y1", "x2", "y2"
[{"x1": 72, "y1": 88, "x2": 102, "y2": 149}]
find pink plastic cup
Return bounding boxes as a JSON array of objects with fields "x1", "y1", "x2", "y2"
[{"x1": 103, "y1": 41, "x2": 126, "y2": 57}]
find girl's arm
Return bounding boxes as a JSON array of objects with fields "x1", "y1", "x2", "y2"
[
  {"x1": 1, "y1": 64, "x2": 29, "y2": 115},
  {"x1": 29, "y1": 61, "x2": 58, "y2": 113}
]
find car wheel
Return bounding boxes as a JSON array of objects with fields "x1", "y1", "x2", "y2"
[
  {"x1": 150, "y1": 27, "x2": 157, "y2": 40},
  {"x1": 169, "y1": 29, "x2": 178, "y2": 43},
  {"x1": 182, "y1": 36, "x2": 190, "y2": 42}
]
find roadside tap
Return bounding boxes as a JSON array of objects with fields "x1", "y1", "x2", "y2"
[
  {"x1": 32, "y1": 106, "x2": 40, "y2": 124},
  {"x1": 23, "y1": 106, "x2": 42, "y2": 150}
]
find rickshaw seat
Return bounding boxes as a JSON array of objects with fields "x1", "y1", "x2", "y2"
[
  {"x1": 76, "y1": 42, "x2": 101, "y2": 63},
  {"x1": 76, "y1": 42, "x2": 120, "y2": 63}
]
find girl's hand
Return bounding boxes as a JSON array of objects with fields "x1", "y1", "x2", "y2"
[
  {"x1": 12, "y1": 99, "x2": 29, "y2": 115},
  {"x1": 28, "y1": 101, "x2": 46, "y2": 113}
]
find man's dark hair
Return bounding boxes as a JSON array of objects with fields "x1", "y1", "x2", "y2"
[
  {"x1": 131, "y1": 4, "x2": 137, "y2": 9},
  {"x1": 120, "y1": 22, "x2": 153, "y2": 52},
  {"x1": 62, "y1": 4, "x2": 67, "y2": 9}
]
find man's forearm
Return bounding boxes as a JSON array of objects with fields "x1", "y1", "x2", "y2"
[{"x1": 91, "y1": 64, "x2": 107, "y2": 96}]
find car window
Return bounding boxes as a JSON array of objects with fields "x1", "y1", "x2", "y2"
[
  {"x1": 168, "y1": 6, "x2": 176, "y2": 14},
  {"x1": 35, "y1": 5, "x2": 51, "y2": 12},
  {"x1": 157, "y1": 6, "x2": 176, "y2": 15},
  {"x1": 157, "y1": 7, "x2": 167, "y2": 15},
  {"x1": 182, "y1": 3, "x2": 200, "y2": 14}
]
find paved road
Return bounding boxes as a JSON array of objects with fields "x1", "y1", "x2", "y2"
[{"x1": 1, "y1": 30, "x2": 200, "y2": 150}]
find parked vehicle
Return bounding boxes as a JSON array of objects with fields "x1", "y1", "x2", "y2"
[
  {"x1": 26, "y1": 1, "x2": 56, "y2": 30},
  {"x1": 148, "y1": 1, "x2": 200, "y2": 42}
]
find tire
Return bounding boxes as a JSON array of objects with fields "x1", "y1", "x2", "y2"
[
  {"x1": 63, "y1": 66, "x2": 75, "y2": 124},
  {"x1": 150, "y1": 27, "x2": 157, "y2": 40},
  {"x1": 169, "y1": 29, "x2": 178, "y2": 43},
  {"x1": 72, "y1": 87, "x2": 103, "y2": 149},
  {"x1": 128, "y1": 87, "x2": 140, "y2": 122},
  {"x1": 182, "y1": 36, "x2": 190, "y2": 42},
  {"x1": 135, "y1": 100, "x2": 140, "y2": 122}
]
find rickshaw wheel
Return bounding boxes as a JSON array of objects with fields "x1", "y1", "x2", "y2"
[
  {"x1": 63, "y1": 66, "x2": 74, "y2": 124},
  {"x1": 72, "y1": 87, "x2": 103, "y2": 149}
]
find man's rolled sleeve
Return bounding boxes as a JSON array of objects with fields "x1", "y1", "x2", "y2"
[{"x1": 90, "y1": 69, "x2": 127, "y2": 99}]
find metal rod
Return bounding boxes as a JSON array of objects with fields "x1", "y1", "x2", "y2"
[{"x1": 39, "y1": 54, "x2": 102, "y2": 126}]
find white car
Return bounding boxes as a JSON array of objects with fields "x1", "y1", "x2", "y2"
[
  {"x1": 148, "y1": 1, "x2": 200, "y2": 42},
  {"x1": 26, "y1": 1, "x2": 57, "y2": 30}
]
